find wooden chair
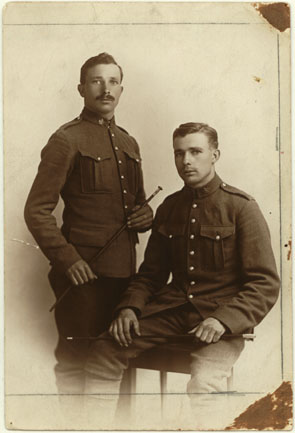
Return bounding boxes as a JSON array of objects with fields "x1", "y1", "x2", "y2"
[{"x1": 117, "y1": 335, "x2": 254, "y2": 419}]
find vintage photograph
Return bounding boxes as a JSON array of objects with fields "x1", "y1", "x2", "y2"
[{"x1": 3, "y1": 1, "x2": 292, "y2": 431}]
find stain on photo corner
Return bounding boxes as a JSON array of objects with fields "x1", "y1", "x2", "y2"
[
  {"x1": 226, "y1": 381, "x2": 293, "y2": 430},
  {"x1": 252, "y1": 3, "x2": 290, "y2": 32}
]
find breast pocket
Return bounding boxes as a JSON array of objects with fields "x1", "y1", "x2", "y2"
[
  {"x1": 79, "y1": 150, "x2": 113, "y2": 194},
  {"x1": 200, "y1": 225, "x2": 235, "y2": 271},
  {"x1": 122, "y1": 148, "x2": 141, "y2": 195}
]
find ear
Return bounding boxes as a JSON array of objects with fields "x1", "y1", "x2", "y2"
[
  {"x1": 212, "y1": 149, "x2": 220, "y2": 164},
  {"x1": 78, "y1": 84, "x2": 85, "y2": 97},
  {"x1": 120, "y1": 85, "x2": 124, "y2": 95}
]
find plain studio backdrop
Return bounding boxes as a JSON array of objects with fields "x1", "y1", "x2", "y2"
[{"x1": 3, "y1": 2, "x2": 291, "y2": 430}]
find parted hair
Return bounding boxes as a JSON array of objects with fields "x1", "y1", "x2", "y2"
[
  {"x1": 80, "y1": 52, "x2": 123, "y2": 84},
  {"x1": 173, "y1": 122, "x2": 219, "y2": 149}
]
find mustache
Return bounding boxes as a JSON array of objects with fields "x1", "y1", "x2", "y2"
[{"x1": 96, "y1": 95, "x2": 115, "y2": 101}]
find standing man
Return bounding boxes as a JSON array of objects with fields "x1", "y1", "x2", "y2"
[
  {"x1": 84, "y1": 122, "x2": 280, "y2": 429},
  {"x1": 24, "y1": 53, "x2": 153, "y2": 405}
]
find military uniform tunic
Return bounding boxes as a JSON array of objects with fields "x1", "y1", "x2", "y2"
[
  {"x1": 25, "y1": 107, "x2": 146, "y2": 277},
  {"x1": 24, "y1": 107, "x2": 148, "y2": 395},
  {"x1": 83, "y1": 174, "x2": 280, "y2": 427},
  {"x1": 115, "y1": 174, "x2": 280, "y2": 333}
]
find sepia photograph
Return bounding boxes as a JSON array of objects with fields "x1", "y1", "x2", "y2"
[{"x1": 3, "y1": 1, "x2": 292, "y2": 431}]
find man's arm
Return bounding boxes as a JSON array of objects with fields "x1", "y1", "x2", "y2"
[
  {"x1": 209, "y1": 199, "x2": 280, "y2": 334},
  {"x1": 24, "y1": 132, "x2": 91, "y2": 280},
  {"x1": 114, "y1": 203, "x2": 171, "y2": 315}
]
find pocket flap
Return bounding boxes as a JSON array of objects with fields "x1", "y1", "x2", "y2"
[
  {"x1": 122, "y1": 147, "x2": 141, "y2": 162},
  {"x1": 78, "y1": 148, "x2": 112, "y2": 162},
  {"x1": 200, "y1": 225, "x2": 235, "y2": 240}
]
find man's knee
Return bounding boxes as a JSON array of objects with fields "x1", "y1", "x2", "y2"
[{"x1": 85, "y1": 336, "x2": 125, "y2": 378}]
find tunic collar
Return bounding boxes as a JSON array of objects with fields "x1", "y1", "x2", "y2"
[
  {"x1": 183, "y1": 173, "x2": 222, "y2": 199},
  {"x1": 80, "y1": 106, "x2": 116, "y2": 127}
]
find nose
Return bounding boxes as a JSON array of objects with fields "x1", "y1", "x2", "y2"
[{"x1": 183, "y1": 152, "x2": 191, "y2": 165}]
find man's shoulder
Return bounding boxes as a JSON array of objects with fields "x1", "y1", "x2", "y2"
[
  {"x1": 219, "y1": 181, "x2": 254, "y2": 201},
  {"x1": 55, "y1": 116, "x2": 84, "y2": 135},
  {"x1": 116, "y1": 124, "x2": 130, "y2": 135},
  {"x1": 157, "y1": 189, "x2": 184, "y2": 212}
]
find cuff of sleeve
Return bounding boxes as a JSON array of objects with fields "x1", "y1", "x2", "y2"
[
  {"x1": 50, "y1": 245, "x2": 82, "y2": 274},
  {"x1": 114, "y1": 306, "x2": 141, "y2": 318}
]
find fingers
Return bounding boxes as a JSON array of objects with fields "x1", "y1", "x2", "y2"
[
  {"x1": 66, "y1": 260, "x2": 98, "y2": 286},
  {"x1": 108, "y1": 312, "x2": 140, "y2": 347},
  {"x1": 117, "y1": 320, "x2": 129, "y2": 347},
  {"x1": 85, "y1": 263, "x2": 98, "y2": 282},
  {"x1": 132, "y1": 318, "x2": 141, "y2": 336},
  {"x1": 109, "y1": 319, "x2": 131, "y2": 347},
  {"x1": 109, "y1": 321, "x2": 121, "y2": 346},
  {"x1": 190, "y1": 318, "x2": 225, "y2": 344},
  {"x1": 127, "y1": 205, "x2": 153, "y2": 230}
]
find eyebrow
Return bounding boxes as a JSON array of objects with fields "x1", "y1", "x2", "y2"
[
  {"x1": 174, "y1": 147, "x2": 203, "y2": 153},
  {"x1": 90, "y1": 75, "x2": 119, "y2": 80}
]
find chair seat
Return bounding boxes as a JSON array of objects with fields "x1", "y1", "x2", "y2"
[{"x1": 130, "y1": 343, "x2": 196, "y2": 374}]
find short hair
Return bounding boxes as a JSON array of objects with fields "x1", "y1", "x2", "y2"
[
  {"x1": 173, "y1": 122, "x2": 219, "y2": 149},
  {"x1": 80, "y1": 52, "x2": 123, "y2": 84}
]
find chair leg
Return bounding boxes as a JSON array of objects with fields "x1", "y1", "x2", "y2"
[
  {"x1": 116, "y1": 368, "x2": 137, "y2": 420},
  {"x1": 226, "y1": 367, "x2": 234, "y2": 392},
  {"x1": 160, "y1": 371, "x2": 167, "y2": 418}
]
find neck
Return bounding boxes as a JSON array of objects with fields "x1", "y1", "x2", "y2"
[{"x1": 84, "y1": 105, "x2": 114, "y2": 120}]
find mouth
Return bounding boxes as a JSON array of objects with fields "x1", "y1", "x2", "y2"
[
  {"x1": 183, "y1": 170, "x2": 197, "y2": 175},
  {"x1": 96, "y1": 97, "x2": 114, "y2": 102}
]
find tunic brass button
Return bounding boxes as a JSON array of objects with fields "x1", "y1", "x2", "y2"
[
  {"x1": 123, "y1": 189, "x2": 127, "y2": 194},
  {"x1": 188, "y1": 294, "x2": 194, "y2": 299},
  {"x1": 190, "y1": 234, "x2": 195, "y2": 240},
  {"x1": 192, "y1": 203, "x2": 198, "y2": 208},
  {"x1": 114, "y1": 146, "x2": 119, "y2": 151},
  {"x1": 190, "y1": 281, "x2": 196, "y2": 286},
  {"x1": 191, "y1": 218, "x2": 196, "y2": 223},
  {"x1": 216, "y1": 235, "x2": 221, "y2": 241},
  {"x1": 189, "y1": 266, "x2": 194, "y2": 271},
  {"x1": 169, "y1": 234, "x2": 173, "y2": 239},
  {"x1": 98, "y1": 119, "x2": 104, "y2": 125},
  {"x1": 121, "y1": 175, "x2": 125, "y2": 179},
  {"x1": 118, "y1": 160, "x2": 122, "y2": 164},
  {"x1": 189, "y1": 250, "x2": 195, "y2": 256},
  {"x1": 97, "y1": 157, "x2": 101, "y2": 161},
  {"x1": 124, "y1": 205, "x2": 128, "y2": 209}
]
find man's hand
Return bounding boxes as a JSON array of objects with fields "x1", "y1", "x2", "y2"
[
  {"x1": 188, "y1": 317, "x2": 226, "y2": 344},
  {"x1": 109, "y1": 308, "x2": 141, "y2": 347},
  {"x1": 127, "y1": 204, "x2": 153, "y2": 230},
  {"x1": 66, "y1": 259, "x2": 98, "y2": 286}
]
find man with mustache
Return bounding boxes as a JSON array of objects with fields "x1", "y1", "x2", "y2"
[
  {"x1": 24, "y1": 53, "x2": 153, "y2": 414},
  {"x1": 83, "y1": 122, "x2": 280, "y2": 429}
]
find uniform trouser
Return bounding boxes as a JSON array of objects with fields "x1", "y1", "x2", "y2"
[
  {"x1": 48, "y1": 270, "x2": 129, "y2": 396},
  {"x1": 84, "y1": 303, "x2": 245, "y2": 429}
]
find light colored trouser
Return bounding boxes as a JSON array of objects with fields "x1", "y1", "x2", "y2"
[{"x1": 84, "y1": 306, "x2": 245, "y2": 429}]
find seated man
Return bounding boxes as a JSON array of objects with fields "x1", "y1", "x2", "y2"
[{"x1": 84, "y1": 122, "x2": 280, "y2": 429}]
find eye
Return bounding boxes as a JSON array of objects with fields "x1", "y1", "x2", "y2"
[
  {"x1": 92, "y1": 79, "x2": 102, "y2": 85},
  {"x1": 110, "y1": 79, "x2": 119, "y2": 86},
  {"x1": 191, "y1": 149, "x2": 201, "y2": 155}
]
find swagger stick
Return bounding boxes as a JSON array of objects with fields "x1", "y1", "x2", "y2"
[
  {"x1": 49, "y1": 186, "x2": 163, "y2": 312},
  {"x1": 66, "y1": 334, "x2": 256, "y2": 341}
]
